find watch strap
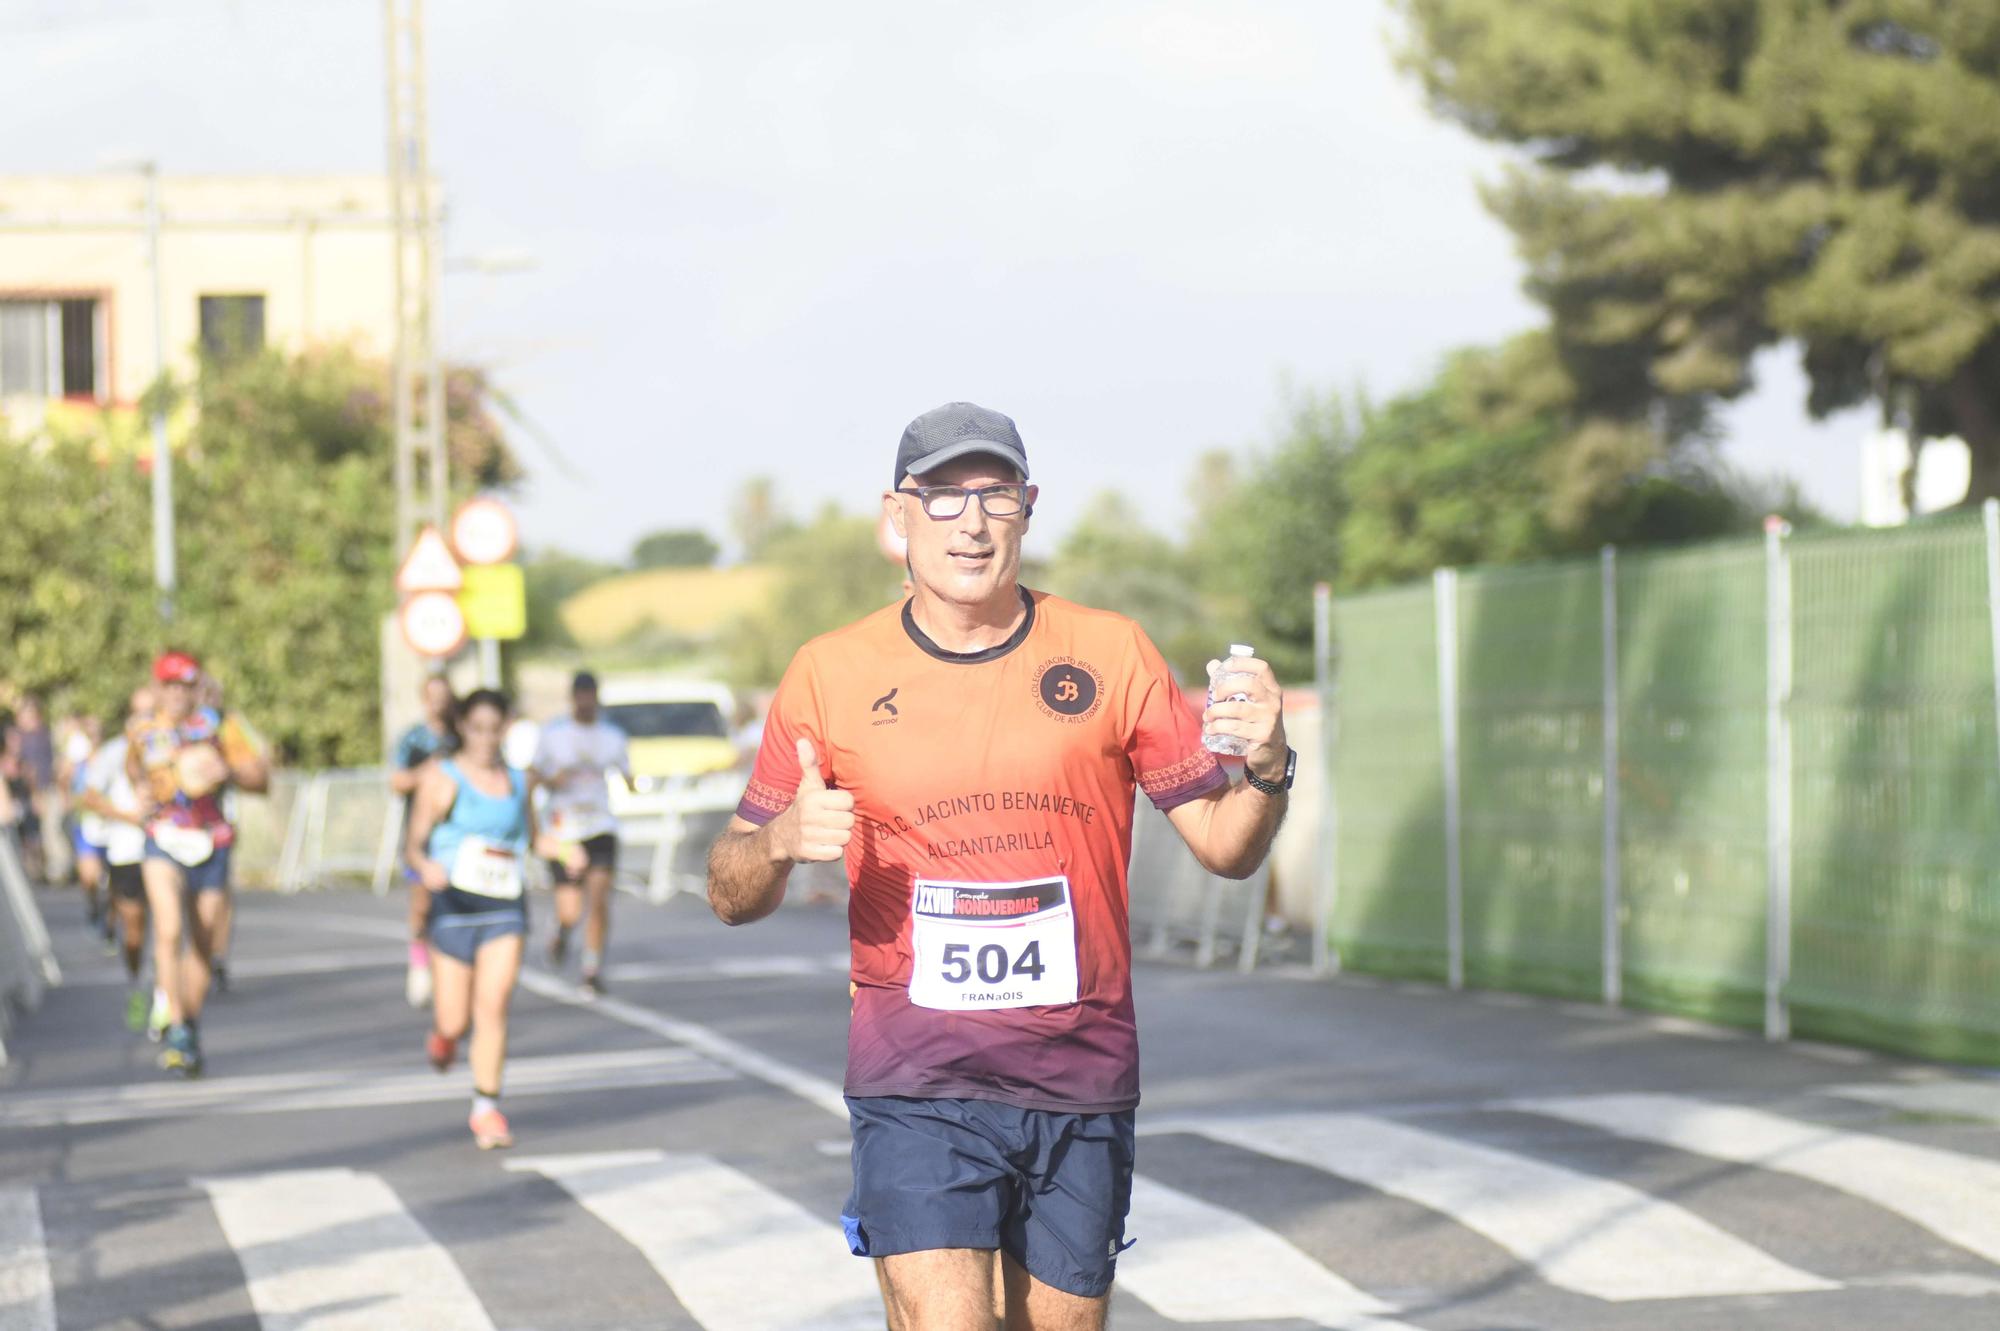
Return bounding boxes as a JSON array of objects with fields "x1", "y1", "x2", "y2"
[{"x1": 1244, "y1": 747, "x2": 1295, "y2": 796}]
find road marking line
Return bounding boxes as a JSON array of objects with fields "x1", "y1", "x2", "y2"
[
  {"x1": 508, "y1": 1150, "x2": 882, "y2": 1331},
  {"x1": 63, "y1": 947, "x2": 399, "y2": 987},
  {"x1": 0, "y1": 1187, "x2": 57, "y2": 1331},
  {"x1": 0, "y1": 1047, "x2": 732, "y2": 1128},
  {"x1": 199, "y1": 1168, "x2": 493, "y2": 1331},
  {"x1": 600, "y1": 954, "x2": 849, "y2": 983},
  {"x1": 1828, "y1": 1079, "x2": 2000, "y2": 1124},
  {"x1": 516, "y1": 970, "x2": 850, "y2": 1117},
  {"x1": 1121, "y1": 1175, "x2": 1411, "y2": 1328},
  {"x1": 1515, "y1": 1092, "x2": 2000, "y2": 1268},
  {"x1": 1158, "y1": 1112, "x2": 1834, "y2": 1302}
]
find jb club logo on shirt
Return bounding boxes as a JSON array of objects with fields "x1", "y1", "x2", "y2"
[{"x1": 1034, "y1": 657, "x2": 1102, "y2": 723}]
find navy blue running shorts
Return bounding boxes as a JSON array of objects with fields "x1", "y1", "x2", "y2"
[{"x1": 841, "y1": 1094, "x2": 1136, "y2": 1299}]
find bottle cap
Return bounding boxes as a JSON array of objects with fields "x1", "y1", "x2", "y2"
[{"x1": 1228, "y1": 643, "x2": 1255, "y2": 658}]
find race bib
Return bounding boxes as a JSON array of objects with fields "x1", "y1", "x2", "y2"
[
  {"x1": 449, "y1": 835, "x2": 524, "y2": 900},
  {"x1": 908, "y1": 875, "x2": 1079, "y2": 1011},
  {"x1": 150, "y1": 823, "x2": 216, "y2": 868}
]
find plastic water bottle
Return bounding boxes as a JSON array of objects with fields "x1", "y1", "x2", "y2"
[{"x1": 1203, "y1": 643, "x2": 1256, "y2": 756}]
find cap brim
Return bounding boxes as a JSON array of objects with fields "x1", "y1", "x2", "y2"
[{"x1": 903, "y1": 440, "x2": 1029, "y2": 481}]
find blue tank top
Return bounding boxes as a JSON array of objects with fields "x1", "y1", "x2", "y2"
[{"x1": 428, "y1": 760, "x2": 529, "y2": 915}]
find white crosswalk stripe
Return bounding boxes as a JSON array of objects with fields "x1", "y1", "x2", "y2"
[
  {"x1": 198, "y1": 1168, "x2": 495, "y2": 1331},
  {"x1": 1121, "y1": 1175, "x2": 1415, "y2": 1328},
  {"x1": 1828, "y1": 1078, "x2": 2000, "y2": 1126},
  {"x1": 0, "y1": 1046, "x2": 734, "y2": 1129},
  {"x1": 508, "y1": 1150, "x2": 883, "y2": 1331},
  {"x1": 0, "y1": 1187, "x2": 57, "y2": 1331},
  {"x1": 1513, "y1": 1091, "x2": 2000, "y2": 1269},
  {"x1": 1156, "y1": 1111, "x2": 1835, "y2": 1302}
]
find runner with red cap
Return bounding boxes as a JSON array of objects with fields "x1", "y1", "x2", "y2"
[{"x1": 127, "y1": 650, "x2": 270, "y2": 1076}]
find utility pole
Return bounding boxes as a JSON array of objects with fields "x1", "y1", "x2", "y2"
[
  {"x1": 384, "y1": 0, "x2": 443, "y2": 556},
  {"x1": 143, "y1": 161, "x2": 175, "y2": 621}
]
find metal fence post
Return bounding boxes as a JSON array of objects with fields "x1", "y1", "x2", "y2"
[
  {"x1": 1312, "y1": 581, "x2": 1340, "y2": 975},
  {"x1": 1983, "y1": 500, "x2": 2000, "y2": 779},
  {"x1": 1601, "y1": 546, "x2": 1622, "y2": 1007},
  {"x1": 1764, "y1": 518, "x2": 1793, "y2": 1041},
  {"x1": 1435, "y1": 566, "x2": 1464, "y2": 990}
]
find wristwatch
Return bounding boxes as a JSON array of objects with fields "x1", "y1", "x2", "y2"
[{"x1": 1244, "y1": 747, "x2": 1296, "y2": 797}]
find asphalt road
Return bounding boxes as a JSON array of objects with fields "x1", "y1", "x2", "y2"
[{"x1": 5, "y1": 882, "x2": 2000, "y2": 1330}]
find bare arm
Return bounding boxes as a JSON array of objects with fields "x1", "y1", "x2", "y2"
[
  {"x1": 1165, "y1": 780, "x2": 1287, "y2": 879},
  {"x1": 404, "y1": 765, "x2": 456, "y2": 890},
  {"x1": 388, "y1": 763, "x2": 424, "y2": 796},
  {"x1": 706, "y1": 738, "x2": 853, "y2": 926},
  {"x1": 1163, "y1": 654, "x2": 1290, "y2": 880}
]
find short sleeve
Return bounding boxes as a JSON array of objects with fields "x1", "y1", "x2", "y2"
[
  {"x1": 528, "y1": 723, "x2": 556, "y2": 775},
  {"x1": 392, "y1": 726, "x2": 420, "y2": 769},
  {"x1": 1122, "y1": 623, "x2": 1228, "y2": 811},
  {"x1": 219, "y1": 713, "x2": 266, "y2": 768},
  {"x1": 611, "y1": 726, "x2": 632, "y2": 775},
  {"x1": 736, "y1": 650, "x2": 826, "y2": 826}
]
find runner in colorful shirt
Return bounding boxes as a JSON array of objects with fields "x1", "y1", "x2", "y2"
[
  {"x1": 127, "y1": 651, "x2": 269, "y2": 1076},
  {"x1": 706, "y1": 402, "x2": 1295, "y2": 1329},
  {"x1": 530, "y1": 671, "x2": 634, "y2": 997},
  {"x1": 390, "y1": 675, "x2": 459, "y2": 1006},
  {"x1": 79, "y1": 687, "x2": 156, "y2": 1032},
  {"x1": 406, "y1": 688, "x2": 583, "y2": 1150}
]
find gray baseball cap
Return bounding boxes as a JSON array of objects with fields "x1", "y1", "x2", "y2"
[{"x1": 894, "y1": 402, "x2": 1030, "y2": 488}]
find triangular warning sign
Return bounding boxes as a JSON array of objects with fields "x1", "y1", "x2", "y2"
[{"x1": 396, "y1": 525, "x2": 463, "y2": 594}]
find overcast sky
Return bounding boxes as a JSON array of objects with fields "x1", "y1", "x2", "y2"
[{"x1": 6, "y1": 0, "x2": 1868, "y2": 560}]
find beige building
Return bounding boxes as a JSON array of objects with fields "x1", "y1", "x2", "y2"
[{"x1": 0, "y1": 174, "x2": 409, "y2": 422}]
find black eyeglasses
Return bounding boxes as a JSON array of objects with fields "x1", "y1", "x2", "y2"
[{"x1": 895, "y1": 483, "x2": 1031, "y2": 520}]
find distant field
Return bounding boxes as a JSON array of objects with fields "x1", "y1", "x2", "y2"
[{"x1": 560, "y1": 565, "x2": 780, "y2": 647}]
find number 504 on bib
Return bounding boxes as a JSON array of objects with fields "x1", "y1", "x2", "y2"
[{"x1": 908, "y1": 876, "x2": 1080, "y2": 1012}]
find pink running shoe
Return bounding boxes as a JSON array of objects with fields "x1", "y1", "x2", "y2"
[{"x1": 469, "y1": 1107, "x2": 513, "y2": 1150}]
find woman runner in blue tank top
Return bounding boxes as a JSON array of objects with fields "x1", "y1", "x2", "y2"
[{"x1": 405, "y1": 688, "x2": 583, "y2": 1150}]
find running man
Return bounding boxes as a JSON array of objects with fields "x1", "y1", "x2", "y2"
[
  {"x1": 390, "y1": 675, "x2": 459, "y2": 1006},
  {"x1": 63, "y1": 713, "x2": 112, "y2": 945},
  {"x1": 530, "y1": 671, "x2": 634, "y2": 996},
  {"x1": 406, "y1": 688, "x2": 581, "y2": 1150},
  {"x1": 128, "y1": 652, "x2": 270, "y2": 1076},
  {"x1": 706, "y1": 402, "x2": 1294, "y2": 1330},
  {"x1": 79, "y1": 688, "x2": 155, "y2": 1030}
]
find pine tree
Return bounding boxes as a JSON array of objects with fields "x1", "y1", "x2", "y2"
[{"x1": 1400, "y1": 0, "x2": 2000, "y2": 497}]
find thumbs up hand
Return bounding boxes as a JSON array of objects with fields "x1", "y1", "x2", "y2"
[{"x1": 774, "y1": 737, "x2": 855, "y2": 863}]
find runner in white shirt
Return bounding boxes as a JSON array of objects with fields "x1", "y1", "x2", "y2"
[
  {"x1": 78, "y1": 687, "x2": 157, "y2": 1033},
  {"x1": 530, "y1": 671, "x2": 635, "y2": 996}
]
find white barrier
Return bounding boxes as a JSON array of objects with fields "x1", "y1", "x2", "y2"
[
  {"x1": 1129, "y1": 793, "x2": 1273, "y2": 973},
  {"x1": 0, "y1": 829, "x2": 62, "y2": 1065}
]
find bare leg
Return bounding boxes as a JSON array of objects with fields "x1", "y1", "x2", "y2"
[
  {"x1": 431, "y1": 947, "x2": 473, "y2": 1040},
  {"x1": 1000, "y1": 1252, "x2": 1109, "y2": 1331},
  {"x1": 181, "y1": 889, "x2": 230, "y2": 1024},
  {"x1": 583, "y1": 863, "x2": 613, "y2": 962},
  {"x1": 878, "y1": 1249, "x2": 999, "y2": 1331},
  {"x1": 469, "y1": 932, "x2": 523, "y2": 1094},
  {"x1": 553, "y1": 882, "x2": 583, "y2": 931},
  {"x1": 78, "y1": 854, "x2": 103, "y2": 917},
  {"x1": 116, "y1": 893, "x2": 147, "y2": 979},
  {"x1": 141, "y1": 860, "x2": 187, "y2": 1024}
]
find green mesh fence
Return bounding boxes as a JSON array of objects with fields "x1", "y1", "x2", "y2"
[
  {"x1": 1456, "y1": 563, "x2": 1606, "y2": 999},
  {"x1": 1327, "y1": 515, "x2": 2000, "y2": 1063},
  {"x1": 1615, "y1": 541, "x2": 1767, "y2": 1028},
  {"x1": 1788, "y1": 516, "x2": 2000, "y2": 1061},
  {"x1": 1331, "y1": 583, "x2": 1448, "y2": 979}
]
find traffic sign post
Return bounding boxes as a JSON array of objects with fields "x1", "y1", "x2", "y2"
[
  {"x1": 451, "y1": 496, "x2": 519, "y2": 567},
  {"x1": 448, "y1": 497, "x2": 523, "y2": 686},
  {"x1": 400, "y1": 590, "x2": 468, "y2": 658},
  {"x1": 458, "y1": 563, "x2": 526, "y2": 640},
  {"x1": 396, "y1": 525, "x2": 463, "y2": 596}
]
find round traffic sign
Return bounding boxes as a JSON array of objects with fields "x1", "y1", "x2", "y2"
[
  {"x1": 451, "y1": 497, "x2": 519, "y2": 566},
  {"x1": 400, "y1": 590, "x2": 468, "y2": 658}
]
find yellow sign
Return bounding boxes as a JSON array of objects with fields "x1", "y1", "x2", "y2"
[{"x1": 457, "y1": 562, "x2": 526, "y2": 640}]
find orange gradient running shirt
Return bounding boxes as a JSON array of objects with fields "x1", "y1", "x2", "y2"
[{"x1": 739, "y1": 589, "x2": 1226, "y2": 1113}]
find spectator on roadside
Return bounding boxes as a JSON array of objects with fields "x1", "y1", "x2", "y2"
[{"x1": 10, "y1": 698, "x2": 55, "y2": 880}]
